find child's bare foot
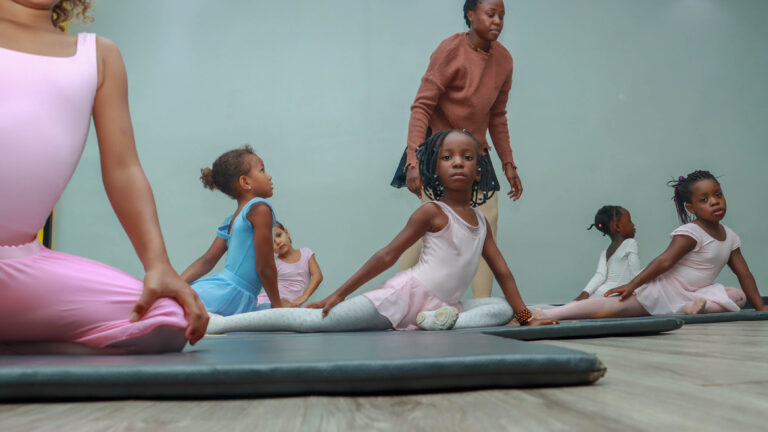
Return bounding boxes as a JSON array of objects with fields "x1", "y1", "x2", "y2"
[
  {"x1": 682, "y1": 298, "x2": 707, "y2": 315},
  {"x1": 417, "y1": 306, "x2": 459, "y2": 331}
]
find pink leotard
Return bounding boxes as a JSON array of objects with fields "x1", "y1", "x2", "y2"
[{"x1": 0, "y1": 33, "x2": 187, "y2": 352}]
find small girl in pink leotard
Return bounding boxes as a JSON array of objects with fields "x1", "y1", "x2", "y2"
[
  {"x1": 536, "y1": 170, "x2": 767, "y2": 321},
  {"x1": 0, "y1": 1, "x2": 207, "y2": 353}
]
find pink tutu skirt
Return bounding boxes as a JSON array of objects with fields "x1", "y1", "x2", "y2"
[
  {"x1": 0, "y1": 240, "x2": 187, "y2": 348},
  {"x1": 363, "y1": 269, "x2": 463, "y2": 330},
  {"x1": 635, "y1": 272, "x2": 740, "y2": 315}
]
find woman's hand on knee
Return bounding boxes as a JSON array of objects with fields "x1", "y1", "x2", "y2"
[
  {"x1": 131, "y1": 264, "x2": 209, "y2": 345},
  {"x1": 305, "y1": 293, "x2": 345, "y2": 317}
]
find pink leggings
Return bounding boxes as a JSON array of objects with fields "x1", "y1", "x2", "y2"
[
  {"x1": 540, "y1": 287, "x2": 747, "y2": 321},
  {"x1": 0, "y1": 241, "x2": 187, "y2": 354}
]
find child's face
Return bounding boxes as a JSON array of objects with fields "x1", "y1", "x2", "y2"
[
  {"x1": 615, "y1": 208, "x2": 636, "y2": 239},
  {"x1": 242, "y1": 154, "x2": 273, "y2": 198},
  {"x1": 467, "y1": 0, "x2": 505, "y2": 41},
  {"x1": 686, "y1": 179, "x2": 726, "y2": 223},
  {"x1": 273, "y1": 227, "x2": 291, "y2": 255},
  {"x1": 435, "y1": 132, "x2": 481, "y2": 192}
]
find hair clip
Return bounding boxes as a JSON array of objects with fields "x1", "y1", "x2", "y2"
[{"x1": 678, "y1": 176, "x2": 686, "y2": 183}]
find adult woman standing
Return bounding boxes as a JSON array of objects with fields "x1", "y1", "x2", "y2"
[{"x1": 392, "y1": 0, "x2": 521, "y2": 298}]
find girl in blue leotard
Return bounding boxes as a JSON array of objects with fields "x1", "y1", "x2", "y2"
[{"x1": 181, "y1": 145, "x2": 285, "y2": 315}]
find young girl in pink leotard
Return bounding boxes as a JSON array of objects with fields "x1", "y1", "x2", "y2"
[
  {"x1": 255, "y1": 222, "x2": 324, "y2": 307},
  {"x1": 0, "y1": 0, "x2": 207, "y2": 353},
  {"x1": 537, "y1": 170, "x2": 767, "y2": 321}
]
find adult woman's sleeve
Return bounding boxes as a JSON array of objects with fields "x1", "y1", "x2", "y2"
[{"x1": 488, "y1": 63, "x2": 515, "y2": 167}]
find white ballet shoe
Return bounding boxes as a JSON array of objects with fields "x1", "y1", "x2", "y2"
[
  {"x1": 682, "y1": 298, "x2": 707, "y2": 315},
  {"x1": 416, "y1": 306, "x2": 459, "y2": 331}
]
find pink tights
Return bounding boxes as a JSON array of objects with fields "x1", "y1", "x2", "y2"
[{"x1": 539, "y1": 287, "x2": 747, "y2": 321}]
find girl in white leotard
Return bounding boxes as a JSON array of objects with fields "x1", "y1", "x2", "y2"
[{"x1": 207, "y1": 130, "x2": 558, "y2": 334}]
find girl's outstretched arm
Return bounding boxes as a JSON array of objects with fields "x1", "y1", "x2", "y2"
[
  {"x1": 292, "y1": 255, "x2": 323, "y2": 306},
  {"x1": 246, "y1": 204, "x2": 283, "y2": 308},
  {"x1": 605, "y1": 235, "x2": 696, "y2": 300},
  {"x1": 727, "y1": 248, "x2": 767, "y2": 311},
  {"x1": 92, "y1": 37, "x2": 208, "y2": 344},
  {"x1": 180, "y1": 237, "x2": 227, "y2": 283},
  {"x1": 307, "y1": 203, "x2": 446, "y2": 316},
  {"x1": 480, "y1": 219, "x2": 558, "y2": 326}
]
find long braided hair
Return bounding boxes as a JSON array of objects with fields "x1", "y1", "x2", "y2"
[
  {"x1": 587, "y1": 205, "x2": 623, "y2": 236},
  {"x1": 668, "y1": 170, "x2": 718, "y2": 224},
  {"x1": 416, "y1": 129, "x2": 495, "y2": 207}
]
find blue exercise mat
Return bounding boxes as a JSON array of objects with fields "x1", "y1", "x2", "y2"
[{"x1": 0, "y1": 332, "x2": 605, "y2": 401}]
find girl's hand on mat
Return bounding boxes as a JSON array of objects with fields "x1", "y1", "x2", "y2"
[
  {"x1": 504, "y1": 163, "x2": 523, "y2": 201},
  {"x1": 131, "y1": 265, "x2": 209, "y2": 345},
  {"x1": 574, "y1": 292, "x2": 590, "y2": 301},
  {"x1": 528, "y1": 317, "x2": 559, "y2": 326},
  {"x1": 405, "y1": 165, "x2": 423, "y2": 198},
  {"x1": 604, "y1": 284, "x2": 636, "y2": 301},
  {"x1": 306, "y1": 293, "x2": 345, "y2": 317}
]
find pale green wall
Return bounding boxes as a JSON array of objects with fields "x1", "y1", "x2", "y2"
[{"x1": 64, "y1": 0, "x2": 768, "y2": 304}]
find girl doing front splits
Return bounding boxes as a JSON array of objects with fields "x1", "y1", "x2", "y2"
[
  {"x1": 537, "y1": 170, "x2": 767, "y2": 321},
  {"x1": 208, "y1": 130, "x2": 557, "y2": 334}
]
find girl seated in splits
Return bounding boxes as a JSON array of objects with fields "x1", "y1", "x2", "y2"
[
  {"x1": 207, "y1": 130, "x2": 558, "y2": 334},
  {"x1": 254, "y1": 222, "x2": 324, "y2": 308},
  {"x1": 181, "y1": 146, "x2": 285, "y2": 315},
  {"x1": 537, "y1": 170, "x2": 767, "y2": 321},
  {"x1": 573, "y1": 206, "x2": 641, "y2": 301},
  {"x1": 0, "y1": 0, "x2": 207, "y2": 354}
]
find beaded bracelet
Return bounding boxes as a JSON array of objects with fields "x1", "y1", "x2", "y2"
[{"x1": 515, "y1": 308, "x2": 533, "y2": 326}]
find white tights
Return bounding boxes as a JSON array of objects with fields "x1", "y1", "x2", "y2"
[{"x1": 206, "y1": 296, "x2": 514, "y2": 334}]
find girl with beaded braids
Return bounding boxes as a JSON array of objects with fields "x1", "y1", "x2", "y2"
[
  {"x1": 536, "y1": 170, "x2": 767, "y2": 321},
  {"x1": 180, "y1": 146, "x2": 286, "y2": 316},
  {"x1": 573, "y1": 205, "x2": 641, "y2": 301},
  {"x1": 392, "y1": 0, "x2": 519, "y2": 299},
  {"x1": 206, "y1": 130, "x2": 557, "y2": 335}
]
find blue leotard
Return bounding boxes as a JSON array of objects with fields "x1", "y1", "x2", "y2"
[{"x1": 192, "y1": 198, "x2": 275, "y2": 315}]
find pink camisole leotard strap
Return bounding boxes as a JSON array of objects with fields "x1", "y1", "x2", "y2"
[{"x1": 0, "y1": 33, "x2": 187, "y2": 353}]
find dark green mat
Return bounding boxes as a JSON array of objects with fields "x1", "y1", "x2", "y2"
[
  {"x1": 459, "y1": 316, "x2": 683, "y2": 339},
  {"x1": 0, "y1": 332, "x2": 605, "y2": 401}
]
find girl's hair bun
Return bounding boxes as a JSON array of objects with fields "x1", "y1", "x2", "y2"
[{"x1": 200, "y1": 167, "x2": 216, "y2": 190}]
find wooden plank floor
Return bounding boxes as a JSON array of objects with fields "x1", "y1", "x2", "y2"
[{"x1": 1, "y1": 321, "x2": 766, "y2": 432}]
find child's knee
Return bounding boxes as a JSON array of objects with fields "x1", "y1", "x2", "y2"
[{"x1": 726, "y1": 287, "x2": 747, "y2": 307}]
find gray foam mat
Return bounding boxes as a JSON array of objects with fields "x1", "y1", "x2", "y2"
[
  {"x1": 675, "y1": 310, "x2": 768, "y2": 324},
  {"x1": 459, "y1": 316, "x2": 683, "y2": 339},
  {"x1": 0, "y1": 332, "x2": 605, "y2": 401}
]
